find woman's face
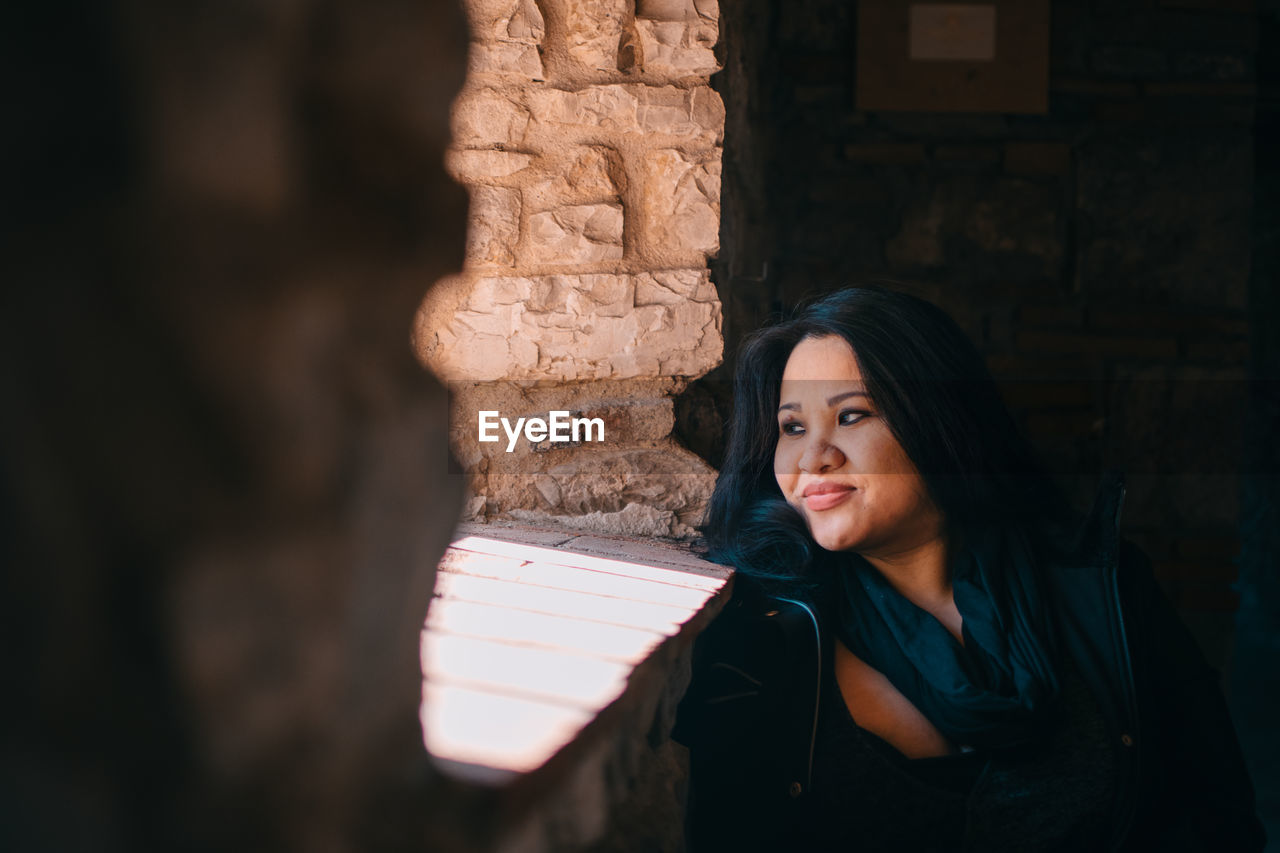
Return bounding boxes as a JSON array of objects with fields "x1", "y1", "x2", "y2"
[{"x1": 773, "y1": 335, "x2": 944, "y2": 555}]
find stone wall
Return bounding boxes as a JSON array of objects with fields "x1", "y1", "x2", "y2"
[
  {"x1": 2, "y1": 2, "x2": 469, "y2": 850},
  {"x1": 418, "y1": 0, "x2": 726, "y2": 538},
  {"x1": 711, "y1": 0, "x2": 1259, "y2": 668}
]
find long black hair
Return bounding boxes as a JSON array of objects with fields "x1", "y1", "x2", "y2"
[{"x1": 701, "y1": 286, "x2": 1068, "y2": 590}]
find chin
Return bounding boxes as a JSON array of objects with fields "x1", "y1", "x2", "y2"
[
  {"x1": 808, "y1": 523, "x2": 863, "y2": 553},
  {"x1": 790, "y1": 499, "x2": 864, "y2": 552}
]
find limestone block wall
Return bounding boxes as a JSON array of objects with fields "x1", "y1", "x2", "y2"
[{"x1": 417, "y1": 0, "x2": 726, "y2": 537}]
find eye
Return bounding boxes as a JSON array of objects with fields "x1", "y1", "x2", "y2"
[
  {"x1": 838, "y1": 409, "x2": 871, "y2": 427},
  {"x1": 779, "y1": 419, "x2": 805, "y2": 437}
]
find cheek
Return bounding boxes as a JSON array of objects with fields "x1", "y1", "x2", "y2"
[
  {"x1": 865, "y1": 474, "x2": 933, "y2": 531},
  {"x1": 860, "y1": 429, "x2": 907, "y2": 474}
]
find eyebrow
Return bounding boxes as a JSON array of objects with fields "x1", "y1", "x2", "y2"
[{"x1": 777, "y1": 390, "x2": 869, "y2": 413}]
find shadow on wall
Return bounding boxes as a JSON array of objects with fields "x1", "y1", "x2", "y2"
[{"x1": 1, "y1": 2, "x2": 470, "y2": 850}]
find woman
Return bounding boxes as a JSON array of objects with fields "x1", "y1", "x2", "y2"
[{"x1": 673, "y1": 287, "x2": 1264, "y2": 851}]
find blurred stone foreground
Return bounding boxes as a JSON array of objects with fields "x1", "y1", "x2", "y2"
[{"x1": 1, "y1": 1, "x2": 470, "y2": 850}]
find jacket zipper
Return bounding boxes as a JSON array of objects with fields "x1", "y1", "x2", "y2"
[{"x1": 777, "y1": 596, "x2": 822, "y2": 793}]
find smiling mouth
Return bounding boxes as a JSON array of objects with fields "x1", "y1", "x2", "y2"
[{"x1": 802, "y1": 484, "x2": 855, "y2": 511}]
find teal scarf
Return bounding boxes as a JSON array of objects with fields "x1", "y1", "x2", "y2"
[{"x1": 831, "y1": 525, "x2": 1061, "y2": 751}]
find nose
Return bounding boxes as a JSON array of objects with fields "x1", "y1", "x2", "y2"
[{"x1": 798, "y1": 437, "x2": 844, "y2": 473}]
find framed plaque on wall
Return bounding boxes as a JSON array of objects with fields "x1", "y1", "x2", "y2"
[{"x1": 856, "y1": 0, "x2": 1050, "y2": 113}]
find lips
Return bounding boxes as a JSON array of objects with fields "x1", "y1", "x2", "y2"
[{"x1": 801, "y1": 481, "x2": 855, "y2": 511}]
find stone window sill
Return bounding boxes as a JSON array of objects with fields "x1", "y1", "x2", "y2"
[{"x1": 420, "y1": 520, "x2": 734, "y2": 849}]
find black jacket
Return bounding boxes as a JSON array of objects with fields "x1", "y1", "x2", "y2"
[{"x1": 673, "y1": 475, "x2": 1265, "y2": 851}]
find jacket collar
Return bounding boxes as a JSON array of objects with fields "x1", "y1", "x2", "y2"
[{"x1": 1069, "y1": 469, "x2": 1128, "y2": 570}]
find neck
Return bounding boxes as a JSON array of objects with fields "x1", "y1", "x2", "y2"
[{"x1": 861, "y1": 534, "x2": 953, "y2": 612}]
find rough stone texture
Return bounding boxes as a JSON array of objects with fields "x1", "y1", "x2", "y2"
[
  {"x1": 526, "y1": 85, "x2": 639, "y2": 130},
  {"x1": 526, "y1": 85, "x2": 724, "y2": 143},
  {"x1": 10, "y1": 0, "x2": 731, "y2": 851},
  {"x1": 448, "y1": 148, "x2": 538, "y2": 182},
  {"x1": 485, "y1": 441, "x2": 717, "y2": 538},
  {"x1": 420, "y1": 271, "x2": 722, "y2": 382},
  {"x1": 508, "y1": 502, "x2": 693, "y2": 539},
  {"x1": 563, "y1": 0, "x2": 631, "y2": 72},
  {"x1": 453, "y1": 87, "x2": 532, "y2": 149},
  {"x1": 512, "y1": 443, "x2": 713, "y2": 512},
  {"x1": 468, "y1": 185, "x2": 522, "y2": 267},
  {"x1": 634, "y1": 18, "x2": 720, "y2": 78},
  {"x1": 3, "y1": 1, "x2": 469, "y2": 851},
  {"x1": 438, "y1": 377, "x2": 716, "y2": 537},
  {"x1": 526, "y1": 146, "x2": 626, "y2": 210},
  {"x1": 642, "y1": 149, "x2": 721, "y2": 256},
  {"x1": 500, "y1": 0, "x2": 545, "y2": 42},
  {"x1": 466, "y1": 0, "x2": 547, "y2": 81},
  {"x1": 527, "y1": 203, "x2": 625, "y2": 264},
  {"x1": 469, "y1": 41, "x2": 546, "y2": 81},
  {"x1": 466, "y1": 0, "x2": 546, "y2": 42},
  {"x1": 428, "y1": 0, "x2": 725, "y2": 558}
]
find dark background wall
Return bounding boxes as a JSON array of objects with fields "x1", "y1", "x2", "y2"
[
  {"x1": 697, "y1": 0, "x2": 1278, "y2": 840},
  {"x1": 1237, "y1": 0, "x2": 1280, "y2": 841}
]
